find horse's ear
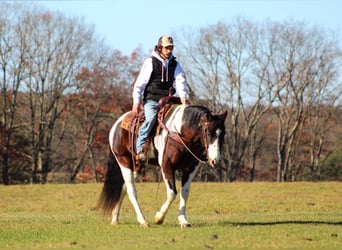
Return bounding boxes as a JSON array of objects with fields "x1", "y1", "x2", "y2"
[{"x1": 219, "y1": 111, "x2": 228, "y2": 121}]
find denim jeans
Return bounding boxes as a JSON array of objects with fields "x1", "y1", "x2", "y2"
[{"x1": 136, "y1": 100, "x2": 159, "y2": 153}]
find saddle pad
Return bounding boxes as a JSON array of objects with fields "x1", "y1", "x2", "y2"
[{"x1": 120, "y1": 112, "x2": 136, "y2": 131}]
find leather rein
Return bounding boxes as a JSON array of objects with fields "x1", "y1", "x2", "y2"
[{"x1": 158, "y1": 115, "x2": 209, "y2": 164}]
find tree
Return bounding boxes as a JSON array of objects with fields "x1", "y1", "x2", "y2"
[
  {"x1": 268, "y1": 21, "x2": 342, "y2": 181},
  {"x1": 319, "y1": 137, "x2": 342, "y2": 180},
  {"x1": 303, "y1": 37, "x2": 342, "y2": 180},
  {"x1": 0, "y1": 3, "x2": 114, "y2": 183},
  {"x1": 2, "y1": 3, "x2": 341, "y2": 183},
  {"x1": 68, "y1": 49, "x2": 142, "y2": 182},
  {"x1": 0, "y1": 3, "x2": 31, "y2": 184},
  {"x1": 177, "y1": 19, "x2": 275, "y2": 181},
  {"x1": 21, "y1": 10, "x2": 99, "y2": 183},
  {"x1": 177, "y1": 18, "x2": 342, "y2": 181}
]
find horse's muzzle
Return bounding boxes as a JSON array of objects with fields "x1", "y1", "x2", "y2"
[{"x1": 208, "y1": 157, "x2": 222, "y2": 167}]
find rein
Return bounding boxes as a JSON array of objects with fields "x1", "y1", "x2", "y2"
[
  {"x1": 158, "y1": 114, "x2": 209, "y2": 164},
  {"x1": 173, "y1": 131, "x2": 207, "y2": 164}
]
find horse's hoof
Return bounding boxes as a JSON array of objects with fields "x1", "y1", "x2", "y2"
[
  {"x1": 180, "y1": 223, "x2": 192, "y2": 228},
  {"x1": 141, "y1": 222, "x2": 150, "y2": 228},
  {"x1": 154, "y1": 215, "x2": 164, "y2": 225},
  {"x1": 111, "y1": 221, "x2": 119, "y2": 225}
]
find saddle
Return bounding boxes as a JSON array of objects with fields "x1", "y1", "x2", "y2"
[{"x1": 120, "y1": 95, "x2": 181, "y2": 170}]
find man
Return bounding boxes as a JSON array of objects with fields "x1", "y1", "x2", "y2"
[{"x1": 132, "y1": 35, "x2": 189, "y2": 163}]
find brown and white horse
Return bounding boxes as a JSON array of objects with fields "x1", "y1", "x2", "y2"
[{"x1": 97, "y1": 104, "x2": 227, "y2": 228}]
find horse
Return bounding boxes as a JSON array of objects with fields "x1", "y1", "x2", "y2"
[{"x1": 96, "y1": 103, "x2": 227, "y2": 228}]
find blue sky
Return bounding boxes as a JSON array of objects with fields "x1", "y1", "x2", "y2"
[{"x1": 39, "y1": 0, "x2": 341, "y2": 55}]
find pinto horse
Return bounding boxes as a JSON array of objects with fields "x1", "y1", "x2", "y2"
[{"x1": 97, "y1": 104, "x2": 227, "y2": 228}]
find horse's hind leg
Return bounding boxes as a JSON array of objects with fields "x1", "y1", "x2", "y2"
[
  {"x1": 120, "y1": 166, "x2": 149, "y2": 227},
  {"x1": 111, "y1": 185, "x2": 126, "y2": 225},
  {"x1": 178, "y1": 165, "x2": 200, "y2": 228}
]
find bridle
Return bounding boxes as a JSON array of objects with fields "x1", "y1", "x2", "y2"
[
  {"x1": 174, "y1": 121, "x2": 209, "y2": 164},
  {"x1": 159, "y1": 115, "x2": 210, "y2": 164}
]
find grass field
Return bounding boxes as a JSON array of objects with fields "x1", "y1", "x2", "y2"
[{"x1": 0, "y1": 182, "x2": 341, "y2": 249}]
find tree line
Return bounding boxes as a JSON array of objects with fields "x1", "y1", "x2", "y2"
[
  {"x1": 176, "y1": 19, "x2": 342, "y2": 181},
  {"x1": 1, "y1": 3, "x2": 341, "y2": 184}
]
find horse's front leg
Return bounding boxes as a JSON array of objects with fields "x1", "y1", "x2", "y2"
[
  {"x1": 154, "y1": 167, "x2": 177, "y2": 225},
  {"x1": 120, "y1": 166, "x2": 149, "y2": 227},
  {"x1": 178, "y1": 165, "x2": 200, "y2": 228}
]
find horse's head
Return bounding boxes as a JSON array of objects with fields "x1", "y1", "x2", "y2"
[
  {"x1": 178, "y1": 106, "x2": 227, "y2": 167},
  {"x1": 201, "y1": 110, "x2": 227, "y2": 167}
]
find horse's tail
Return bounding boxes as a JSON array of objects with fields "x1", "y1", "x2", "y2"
[{"x1": 96, "y1": 147, "x2": 124, "y2": 217}]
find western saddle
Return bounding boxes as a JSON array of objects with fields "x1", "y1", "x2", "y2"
[{"x1": 120, "y1": 95, "x2": 181, "y2": 171}]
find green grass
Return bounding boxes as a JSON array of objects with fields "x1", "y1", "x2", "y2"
[{"x1": 0, "y1": 182, "x2": 341, "y2": 249}]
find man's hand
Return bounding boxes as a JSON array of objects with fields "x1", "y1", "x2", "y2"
[
  {"x1": 132, "y1": 103, "x2": 140, "y2": 114},
  {"x1": 180, "y1": 97, "x2": 190, "y2": 105}
]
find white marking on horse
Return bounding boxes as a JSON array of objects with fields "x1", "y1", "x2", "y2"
[
  {"x1": 109, "y1": 112, "x2": 129, "y2": 151},
  {"x1": 119, "y1": 165, "x2": 147, "y2": 226},
  {"x1": 154, "y1": 170, "x2": 176, "y2": 225},
  {"x1": 207, "y1": 128, "x2": 223, "y2": 166},
  {"x1": 154, "y1": 104, "x2": 203, "y2": 227},
  {"x1": 178, "y1": 164, "x2": 200, "y2": 227},
  {"x1": 154, "y1": 105, "x2": 186, "y2": 166},
  {"x1": 109, "y1": 112, "x2": 149, "y2": 227}
]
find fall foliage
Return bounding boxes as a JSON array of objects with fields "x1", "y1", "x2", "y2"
[{"x1": 1, "y1": 3, "x2": 341, "y2": 184}]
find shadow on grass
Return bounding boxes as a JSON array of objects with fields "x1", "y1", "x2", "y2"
[{"x1": 218, "y1": 220, "x2": 342, "y2": 226}]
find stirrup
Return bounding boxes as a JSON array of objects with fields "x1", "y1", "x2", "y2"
[{"x1": 135, "y1": 152, "x2": 146, "y2": 164}]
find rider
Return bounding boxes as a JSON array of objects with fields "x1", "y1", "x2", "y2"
[{"x1": 132, "y1": 35, "x2": 189, "y2": 163}]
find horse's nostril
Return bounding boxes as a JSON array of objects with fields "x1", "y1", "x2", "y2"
[
  {"x1": 208, "y1": 159, "x2": 217, "y2": 166},
  {"x1": 210, "y1": 158, "x2": 222, "y2": 167}
]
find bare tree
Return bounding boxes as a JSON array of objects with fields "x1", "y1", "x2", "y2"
[
  {"x1": 0, "y1": 2, "x2": 146, "y2": 184},
  {"x1": 0, "y1": 3, "x2": 32, "y2": 184},
  {"x1": 21, "y1": 11, "x2": 96, "y2": 183},
  {"x1": 177, "y1": 18, "x2": 342, "y2": 182},
  {"x1": 66, "y1": 48, "x2": 145, "y2": 182},
  {"x1": 2, "y1": 3, "x2": 341, "y2": 183},
  {"x1": 177, "y1": 19, "x2": 274, "y2": 181},
  {"x1": 0, "y1": 3, "x2": 109, "y2": 183},
  {"x1": 303, "y1": 36, "x2": 342, "y2": 180},
  {"x1": 268, "y1": 22, "x2": 342, "y2": 181}
]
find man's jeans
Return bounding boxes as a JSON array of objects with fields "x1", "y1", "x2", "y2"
[{"x1": 136, "y1": 100, "x2": 159, "y2": 153}]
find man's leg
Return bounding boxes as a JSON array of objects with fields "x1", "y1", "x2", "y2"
[{"x1": 136, "y1": 100, "x2": 159, "y2": 160}]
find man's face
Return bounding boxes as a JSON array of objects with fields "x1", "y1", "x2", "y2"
[{"x1": 160, "y1": 46, "x2": 174, "y2": 60}]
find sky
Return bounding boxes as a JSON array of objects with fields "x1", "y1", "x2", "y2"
[{"x1": 36, "y1": 0, "x2": 342, "y2": 55}]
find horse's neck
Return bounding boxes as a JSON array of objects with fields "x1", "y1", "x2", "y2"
[
  {"x1": 166, "y1": 106, "x2": 201, "y2": 143},
  {"x1": 165, "y1": 105, "x2": 186, "y2": 133}
]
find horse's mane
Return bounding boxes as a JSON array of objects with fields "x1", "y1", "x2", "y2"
[{"x1": 182, "y1": 105, "x2": 212, "y2": 130}]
